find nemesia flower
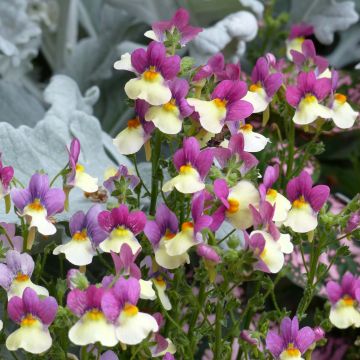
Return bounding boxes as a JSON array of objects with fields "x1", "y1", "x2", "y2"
[
  {"x1": 286, "y1": 23, "x2": 314, "y2": 60},
  {"x1": 163, "y1": 353, "x2": 175, "y2": 360},
  {"x1": 286, "y1": 71, "x2": 332, "y2": 125},
  {"x1": 11, "y1": 173, "x2": 65, "y2": 236},
  {"x1": 144, "y1": 8, "x2": 202, "y2": 46},
  {"x1": 284, "y1": 171, "x2": 329, "y2": 233},
  {"x1": 103, "y1": 165, "x2": 140, "y2": 194},
  {"x1": 330, "y1": 92, "x2": 358, "y2": 129},
  {"x1": 266, "y1": 316, "x2": 315, "y2": 360},
  {"x1": 187, "y1": 80, "x2": 253, "y2": 133},
  {"x1": 145, "y1": 203, "x2": 189, "y2": 269},
  {"x1": 150, "y1": 313, "x2": 176, "y2": 357},
  {"x1": 0, "y1": 250, "x2": 49, "y2": 299},
  {"x1": 326, "y1": 272, "x2": 360, "y2": 329},
  {"x1": 0, "y1": 222, "x2": 23, "y2": 252},
  {"x1": 113, "y1": 100, "x2": 154, "y2": 155},
  {"x1": 164, "y1": 191, "x2": 212, "y2": 257},
  {"x1": 114, "y1": 41, "x2": 180, "y2": 106},
  {"x1": 67, "y1": 269, "x2": 89, "y2": 290},
  {"x1": 66, "y1": 138, "x2": 98, "y2": 193},
  {"x1": 258, "y1": 165, "x2": 291, "y2": 222},
  {"x1": 152, "y1": 274, "x2": 172, "y2": 311},
  {"x1": 162, "y1": 137, "x2": 214, "y2": 194},
  {"x1": 101, "y1": 277, "x2": 159, "y2": 345},
  {"x1": 243, "y1": 57, "x2": 282, "y2": 113},
  {"x1": 0, "y1": 154, "x2": 14, "y2": 200},
  {"x1": 6, "y1": 288, "x2": 58, "y2": 354},
  {"x1": 211, "y1": 178, "x2": 260, "y2": 231},
  {"x1": 53, "y1": 205, "x2": 106, "y2": 266},
  {"x1": 100, "y1": 351, "x2": 119, "y2": 360},
  {"x1": 248, "y1": 201, "x2": 293, "y2": 273},
  {"x1": 145, "y1": 78, "x2": 193, "y2": 134},
  {"x1": 97, "y1": 204, "x2": 146, "y2": 254},
  {"x1": 67, "y1": 285, "x2": 118, "y2": 346}
]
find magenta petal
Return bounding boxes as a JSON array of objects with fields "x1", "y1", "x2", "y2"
[
  {"x1": 144, "y1": 221, "x2": 161, "y2": 246},
  {"x1": 112, "y1": 205, "x2": 130, "y2": 227},
  {"x1": 183, "y1": 137, "x2": 200, "y2": 165},
  {"x1": 251, "y1": 57, "x2": 269, "y2": 83},
  {"x1": 195, "y1": 215, "x2": 212, "y2": 234},
  {"x1": 290, "y1": 316, "x2": 299, "y2": 341},
  {"x1": 315, "y1": 56, "x2": 329, "y2": 75},
  {"x1": 213, "y1": 147, "x2": 231, "y2": 168},
  {"x1": 302, "y1": 40, "x2": 316, "y2": 58},
  {"x1": 298, "y1": 171, "x2": 312, "y2": 198},
  {"x1": 308, "y1": 185, "x2": 329, "y2": 212},
  {"x1": 266, "y1": 330, "x2": 284, "y2": 358},
  {"x1": 341, "y1": 271, "x2": 356, "y2": 294},
  {"x1": 131, "y1": 48, "x2": 148, "y2": 74},
  {"x1": 127, "y1": 210, "x2": 146, "y2": 235},
  {"x1": 297, "y1": 71, "x2": 316, "y2": 94},
  {"x1": 180, "y1": 25, "x2": 202, "y2": 45},
  {"x1": 69, "y1": 138, "x2": 80, "y2": 163},
  {"x1": 209, "y1": 206, "x2": 226, "y2": 232},
  {"x1": 173, "y1": 148, "x2": 186, "y2": 171},
  {"x1": 241, "y1": 152, "x2": 259, "y2": 173},
  {"x1": 260, "y1": 201, "x2": 275, "y2": 224},
  {"x1": 226, "y1": 100, "x2": 253, "y2": 121},
  {"x1": 101, "y1": 291, "x2": 121, "y2": 322},
  {"x1": 169, "y1": 78, "x2": 189, "y2": 101},
  {"x1": 196, "y1": 243, "x2": 221, "y2": 263},
  {"x1": 1, "y1": 166, "x2": 14, "y2": 187},
  {"x1": 326, "y1": 281, "x2": 343, "y2": 303},
  {"x1": 263, "y1": 165, "x2": 279, "y2": 189},
  {"x1": 249, "y1": 232, "x2": 266, "y2": 253},
  {"x1": 285, "y1": 86, "x2": 302, "y2": 107},
  {"x1": 208, "y1": 53, "x2": 225, "y2": 72},
  {"x1": 147, "y1": 42, "x2": 166, "y2": 69},
  {"x1": 195, "y1": 149, "x2": 214, "y2": 179},
  {"x1": 291, "y1": 50, "x2": 306, "y2": 67},
  {"x1": 228, "y1": 133, "x2": 244, "y2": 154},
  {"x1": 98, "y1": 210, "x2": 114, "y2": 233},
  {"x1": 37, "y1": 296, "x2": 58, "y2": 325},
  {"x1": 114, "y1": 277, "x2": 140, "y2": 306},
  {"x1": 22, "y1": 287, "x2": 40, "y2": 315},
  {"x1": 161, "y1": 55, "x2": 181, "y2": 79},
  {"x1": 313, "y1": 77, "x2": 331, "y2": 101},
  {"x1": 7, "y1": 295, "x2": 25, "y2": 324},
  {"x1": 172, "y1": 8, "x2": 189, "y2": 29},
  {"x1": 155, "y1": 333, "x2": 169, "y2": 354},
  {"x1": 286, "y1": 177, "x2": 300, "y2": 202},
  {"x1": 11, "y1": 188, "x2": 32, "y2": 211},
  {"x1": 264, "y1": 73, "x2": 283, "y2": 98},
  {"x1": 249, "y1": 205, "x2": 262, "y2": 228},
  {"x1": 295, "y1": 326, "x2": 315, "y2": 354},
  {"x1": 214, "y1": 179, "x2": 229, "y2": 201},
  {"x1": 67, "y1": 288, "x2": 88, "y2": 317}
]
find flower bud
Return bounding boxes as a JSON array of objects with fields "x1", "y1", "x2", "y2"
[
  {"x1": 67, "y1": 269, "x2": 89, "y2": 290},
  {"x1": 265, "y1": 53, "x2": 276, "y2": 67},
  {"x1": 197, "y1": 244, "x2": 221, "y2": 264},
  {"x1": 345, "y1": 212, "x2": 360, "y2": 233},
  {"x1": 313, "y1": 326, "x2": 325, "y2": 342},
  {"x1": 240, "y1": 330, "x2": 258, "y2": 345}
]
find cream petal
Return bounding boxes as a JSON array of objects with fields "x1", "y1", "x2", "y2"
[
  {"x1": 113, "y1": 52, "x2": 135, "y2": 72},
  {"x1": 125, "y1": 77, "x2": 172, "y2": 106},
  {"x1": 74, "y1": 171, "x2": 98, "y2": 193},
  {"x1": 243, "y1": 89, "x2": 269, "y2": 113},
  {"x1": 113, "y1": 126, "x2": 146, "y2": 155},
  {"x1": 69, "y1": 316, "x2": 118, "y2": 347},
  {"x1": 280, "y1": 350, "x2": 304, "y2": 360},
  {"x1": 8, "y1": 279, "x2": 49, "y2": 300},
  {"x1": 283, "y1": 205, "x2": 318, "y2": 233},
  {"x1": 277, "y1": 233, "x2": 293, "y2": 254},
  {"x1": 154, "y1": 239, "x2": 190, "y2": 270},
  {"x1": 24, "y1": 206, "x2": 56, "y2": 236},
  {"x1": 139, "y1": 279, "x2": 156, "y2": 300},
  {"x1": 153, "y1": 280, "x2": 172, "y2": 311},
  {"x1": 187, "y1": 98, "x2": 226, "y2": 134},
  {"x1": 293, "y1": 99, "x2": 332, "y2": 125},
  {"x1": 116, "y1": 312, "x2": 159, "y2": 345},
  {"x1": 144, "y1": 30, "x2": 159, "y2": 41},
  {"x1": 53, "y1": 238, "x2": 96, "y2": 266},
  {"x1": 162, "y1": 169, "x2": 204, "y2": 194},
  {"x1": 329, "y1": 303, "x2": 360, "y2": 329},
  {"x1": 240, "y1": 129, "x2": 270, "y2": 152},
  {"x1": 152, "y1": 338, "x2": 177, "y2": 357},
  {"x1": 99, "y1": 230, "x2": 141, "y2": 254},
  {"x1": 266, "y1": 192, "x2": 292, "y2": 223},
  {"x1": 104, "y1": 166, "x2": 118, "y2": 181},
  {"x1": 317, "y1": 68, "x2": 332, "y2": 79},
  {"x1": 286, "y1": 38, "x2": 304, "y2": 60},
  {"x1": 145, "y1": 106, "x2": 182, "y2": 134},
  {"x1": 331, "y1": 101, "x2": 358, "y2": 129},
  {"x1": 0, "y1": 320, "x2": 3, "y2": 332},
  {"x1": 6, "y1": 322, "x2": 52, "y2": 354},
  {"x1": 164, "y1": 230, "x2": 195, "y2": 256}
]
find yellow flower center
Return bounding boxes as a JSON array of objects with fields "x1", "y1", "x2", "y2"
[
  {"x1": 21, "y1": 314, "x2": 37, "y2": 327},
  {"x1": 73, "y1": 229, "x2": 88, "y2": 241},
  {"x1": 15, "y1": 273, "x2": 29, "y2": 282},
  {"x1": 266, "y1": 188, "x2": 278, "y2": 201},
  {"x1": 341, "y1": 295, "x2": 355, "y2": 307},
  {"x1": 293, "y1": 196, "x2": 307, "y2": 209},
  {"x1": 28, "y1": 198, "x2": 44, "y2": 212},
  {"x1": 213, "y1": 98, "x2": 227, "y2": 109},
  {"x1": 154, "y1": 275, "x2": 166, "y2": 287},
  {"x1": 163, "y1": 98, "x2": 177, "y2": 112},
  {"x1": 76, "y1": 164, "x2": 85, "y2": 172},
  {"x1": 227, "y1": 198, "x2": 239, "y2": 213},
  {"x1": 112, "y1": 227, "x2": 129, "y2": 237},
  {"x1": 240, "y1": 124, "x2": 253, "y2": 133},
  {"x1": 304, "y1": 94, "x2": 317, "y2": 103},
  {"x1": 127, "y1": 118, "x2": 141, "y2": 129},
  {"x1": 164, "y1": 229, "x2": 176, "y2": 240},
  {"x1": 249, "y1": 82, "x2": 262, "y2": 92},
  {"x1": 86, "y1": 309, "x2": 104, "y2": 321},
  {"x1": 181, "y1": 221, "x2": 194, "y2": 232},
  {"x1": 179, "y1": 164, "x2": 193, "y2": 174},
  {"x1": 285, "y1": 343, "x2": 301, "y2": 357},
  {"x1": 123, "y1": 303, "x2": 139, "y2": 316},
  {"x1": 143, "y1": 66, "x2": 159, "y2": 82},
  {"x1": 334, "y1": 93, "x2": 347, "y2": 104}
]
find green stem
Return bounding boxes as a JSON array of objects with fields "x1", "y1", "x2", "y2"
[
  {"x1": 0, "y1": 224, "x2": 15, "y2": 249},
  {"x1": 214, "y1": 300, "x2": 223, "y2": 359},
  {"x1": 150, "y1": 131, "x2": 162, "y2": 215},
  {"x1": 218, "y1": 229, "x2": 236, "y2": 245},
  {"x1": 286, "y1": 119, "x2": 295, "y2": 181},
  {"x1": 81, "y1": 346, "x2": 88, "y2": 360},
  {"x1": 50, "y1": 164, "x2": 68, "y2": 187},
  {"x1": 131, "y1": 154, "x2": 151, "y2": 196}
]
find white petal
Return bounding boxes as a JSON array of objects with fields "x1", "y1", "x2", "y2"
[
  {"x1": 145, "y1": 106, "x2": 182, "y2": 134},
  {"x1": 162, "y1": 168, "x2": 204, "y2": 194},
  {"x1": 99, "y1": 230, "x2": 141, "y2": 254},
  {"x1": 153, "y1": 280, "x2": 172, "y2": 311},
  {"x1": 114, "y1": 52, "x2": 135, "y2": 72},
  {"x1": 317, "y1": 68, "x2": 331, "y2": 79},
  {"x1": 139, "y1": 279, "x2": 156, "y2": 300},
  {"x1": 277, "y1": 233, "x2": 293, "y2": 254},
  {"x1": 6, "y1": 322, "x2": 52, "y2": 354},
  {"x1": 331, "y1": 101, "x2": 358, "y2": 129},
  {"x1": 154, "y1": 239, "x2": 190, "y2": 270},
  {"x1": 53, "y1": 238, "x2": 96, "y2": 266},
  {"x1": 125, "y1": 77, "x2": 172, "y2": 106},
  {"x1": 75, "y1": 171, "x2": 98, "y2": 193},
  {"x1": 286, "y1": 38, "x2": 304, "y2": 60},
  {"x1": 266, "y1": 192, "x2": 291, "y2": 223},
  {"x1": 24, "y1": 206, "x2": 56, "y2": 236},
  {"x1": 113, "y1": 126, "x2": 146, "y2": 155},
  {"x1": 164, "y1": 230, "x2": 195, "y2": 256},
  {"x1": 187, "y1": 98, "x2": 226, "y2": 134},
  {"x1": 240, "y1": 129, "x2": 270, "y2": 152},
  {"x1": 243, "y1": 89, "x2": 269, "y2": 113},
  {"x1": 116, "y1": 312, "x2": 159, "y2": 345},
  {"x1": 144, "y1": 30, "x2": 158, "y2": 41},
  {"x1": 283, "y1": 205, "x2": 318, "y2": 233},
  {"x1": 8, "y1": 279, "x2": 49, "y2": 300},
  {"x1": 69, "y1": 316, "x2": 118, "y2": 347},
  {"x1": 329, "y1": 303, "x2": 360, "y2": 329},
  {"x1": 293, "y1": 99, "x2": 332, "y2": 125},
  {"x1": 280, "y1": 350, "x2": 304, "y2": 360},
  {"x1": 0, "y1": 320, "x2": 3, "y2": 332}
]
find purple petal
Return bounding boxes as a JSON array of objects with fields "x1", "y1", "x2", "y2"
[
  {"x1": 289, "y1": 24, "x2": 314, "y2": 40},
  {"x1": 291, "y1": 50, "x2": 306, "y2": 67},
  {"x1": 69, "y1": 138, "x2": 80, "y2": 164},
  {"x1": 297, "y1": 71, "x2": 316, "y2": 94},
  {"x1": 251, "y1": 57, "x2": 269, "y2": 83},
  {"x1": 260, "y1": 201, "x2": 276, "y2": 224},
  {"x1": 129, "y1": 264, "x2": 141, "y2": 279},
  {"x1": 171, "y1": 8, "x2": 189, "y2": 29},
  {"x1": 263, "y1": 165, "x2": 279, "y2": 189},
  {"x1": 226, "y1": 100, "x2": 253, "y2": 121},
  {"x1": 341, "y1": 272, "x2": 356, "y2": 295},
  {"x1": 131, "y1": 48, "x2": 148, "y2": 74},
  {"x1": 86, "y1": 285, "x2": 105, "y2": 310},
  {"x1": 6, "y1": 250, "x2": 34, "y2": 276},
  {"x1": 11, "y1": 188, "x2": 32, "y2": 211},
  {"x1": 183, "y1": 137, "x2": 201, "y2": 166},
  {"x1": 191, "y1": 191, "x2": 205, "y2": 222},
  {"x1": 43, "y1": 188, "x2": 65, "y2": 216},
  {"x1": 280, "y1": 317, "x2": 292, "y2": 344},
  {"x1": 7, "y1": 295, "x2": 25, "y2": 324},
  {"x1": 67, "y1": 289, "x2": 88, "y2": 317},
  {"x1": 85, "y1": 205, "x2": 108, "y2": 246},
  {"x1": 69, "y1": 211, "x2": 86, "y2": 236},
  {"x1": 249, "y1": 205, "x2": 262, "y2": 228},
  {"x1": 264, "y1": 73, "x2": 283, "y2": 98},
  {"x1": 135, "y1": 99, "x2": 150, "y2": 120},
  {"x1": 29, "y1": 173, "x2": 50, "y2": 200},
  {"x1": 100, "y1": 350, "x2": 119, "y2": 360},
  {"x1": 301, "y1": 40, "x2": 316, "y2": 58},
  {"x1": 212, "y1": 80, "x2": 247, "y2": 102},
  {"x1": 173, "y1": 148, "x2": 186, "y2": 171},
  {"x1": 196, "y1": 244, "x2": 221, "y2": 263},
  {"x1": 195, "y1": 215, "x2": 212, "y2": 234},
  {"x1": 180, "y1": 25, "x2": 202, "y2": 45},
  {"x1": 214, "y1": 179, "x2": 229, "y2": 202},
  {"x1": 114, "y1": 277, "x2": 140, "y2": 306},
  {"x1": 295, "y1": 327, "x2": 315, "y2": 354},
  {"x1": 208, "y1": 53, "x2": 225, "y2": 72},
  {"x1": 169, "y1": 78, "x2": 189, "y2": 101},
  {"x1": 266, "y1": 330, "x2": 284, "y2": 358},
  {"x1": 209, "y1": 206, "x2": 226, "y2": 232},
  {"x1": 298, "y1": 171, "x2": 313, "y2": 199},
  {"x1": 178, "y1": 98, "x2": 194, "y2": 118},
  {"x1": 313, "y1": 78, "x2": 331, "y2": 101},
  {"x1": 98, "y1": 210, "x2": 114, "y2": 233},
  {"x1": 285, "y1": 86, "x2": 302, "y2": 107},
  {"x1": 248, "y1": 232, "x2": 265, "y2": 253},
  {"x1": 101, "y1": 291, "x2": 121, "y2": 322},
  {"x1": 0, "y1": 166, "x2": 14, "y2": 188},
  {"x1": 308, "y1": 185, "x2": 329, "y2": 212},
  {"x1": 290, "y1": 316, "x2": 299, "y2": 341},
  {"x1": 144, "y1": 220, "x2": 161, "y2": 246},
  {"x1": 213, "y1": 147, "x2": 231, "y2": 168},
  {"x1": 127, "y1": 210, "x2": 147, "y2": 235},
  {"x1": 326, "y1": 281, "x2": 343, "y2": 303},
  {"x1": 195, "y1": 149, "x2": 214, "y2": 179},
  {"x1": 154, "y1": 334, "x2": 169, "y2": 354},
  {"x1": 118, "y1": 244, "x2": 134, "y2": 270},
  {"x1": 228, "y1": 133, "x2": 245, "y2": 155},
  {"x1": 315, "y1": 56, "x2": 329, "y2": 76},
  {"x1": 22, "y1": 287, "x2": 40, "y2": 315},
  {"x1": 111, "y1": 205, "x2": 130, "y2": 227},
  {"x1": 0, "y1": 263, "x2": 14, "y2": 290},
  {"x1": 286, "y1": 177, "x2": 300, "y2": 202},
  {"x1": 37, "y1": 296, "x2": 58, "y2": 325},
  {"x1": 161, "y1": 55, "x2": 181, "y2": 80},
  {"x1": 241, "y1": 152, "x2": 259, "y2": 173}
]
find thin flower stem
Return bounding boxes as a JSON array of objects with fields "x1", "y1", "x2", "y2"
[
  {"x1": 299, "y1": 241, "x2": 309, "y2": 274},
  {"x1": 218, "y1": 229, "x2": 236, "y2": 245},
  {"x1": 131, "y1": 154, "x2": 151, "y2": 196},
  {"x1": 0, "y1": 224, "x2": 15, "y2": 249},
  {"x1": 285, "y1": 119, "x2": 295, "y2": 181},
  {"x1": 214, "y1": 300, "x2": 223, "y2": 359},
  {"x1": 150, "y1": 131, "x2": 162, "y2": 215},
  {"x1": 50, "y1": 164, "x2": 68, "y2": 187},
  {"x1": 336, "y1": 228, "x2": 359, "y2": 241}
]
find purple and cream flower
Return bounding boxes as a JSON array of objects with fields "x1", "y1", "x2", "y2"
[
  {"x1": 113, "y1": 99, "x2": 154, "y2": 155},
  {"x1": 102, "y1": 277, "x2": 159, "y2": 345},
  {"x1": 11, "y1": 173, "x2": 65, "y2": 236},
  {"x1": 211, "y1": 178, "x2": 260, "y2": 231},
  {"x1": 284, "y1": 171, "x2": 329, "y2": 233},
  {"x1": 266, "y1": 316, "x2": 315, "y2": 360},
  {"x1": 248, "y1": 201, "x2": 293, "y2": 273},
  {"x1": 286, "y1": 23, "x2": 314, "y2": 60},
  {"x1": 0, "y1": 222, "x2": 23, "y2": 252},
  {"x1": 0, "y1": 154, "x2": 14, "y2": 200},
  {"x1": 164, "y1": 191, "x2": 212, "y2": 257},
  {"x1": 286, "y1": 71, "x2": 332, "y2": 125},
  {"x1": 162, "y1": 137, "x2": 214, "y2": 194},
  {"x1": 145, "y1": 78, "x2": 193, "y2": 134},
  {"x1": 243, "y1": 57, "x2": 283, "y2": 113},
  {"x1": 103, "y1": 165, "x2": 140, "y2": 194},
  {"x1": 330, "y1": 92, "x2": 359, "y2": 129},
  {"x1": 53, "y1": 205, "x2": 107, "y2": 266},
  {"x1": 97, "y1": 204, "x2": 146, "y2": 254},
  {"x1": 66, "y1": 138, "x2": 98, "y2": 193},
  {"x1": 150, "y1": 313, "x2": 176, "y2": 357},
  {"x1": 6, "y1": 288, "x2": 58, "y2": 354},
  {"x1": 188, "y1": 80, "x2": 253, "y2": 134},
  {"x1": 144, "y1": 8, "x2": 202, "y2": 46},
  {"x1": 0, "y1": 250, "x2": 48, "y2": 299},
  {"x1": 326, "y1": 272, "x2": 360, "y2": 329},
  {"x1": 67, "y1": 285, "x2": 118, "y2": 346},
  {"x1": 145, "y1": 203, "x2": 189, "y2": 270},
  {"x1": 114, "y1": 41, "x2": 180, "y2": 106},
  {"x1": 258, "y1": 165, "x2": 291, "y2": 222}
]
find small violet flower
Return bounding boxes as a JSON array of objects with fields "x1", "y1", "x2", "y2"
[
  {"x1": 0, "y1": 222, "x2": 23, "y2": 252},
  {"x1": 150, "y1": 313, "x2": 177, "y2": 357},
  {"x1": 266, "y1": 316, "x2": 315, "y2": 360},
  {"x1": 114, "y1": 41, "x2": 180, "y2": 106},
  {"x1": 53, "y1": 205, "x2": 107, "y2": 266},
  {"x1": 103, "y1": 165, "x2": 140, "y2": 194},
  {"x1": 162, "y1": 137, "x2": 214, "y2": 194},
  {"x1": 11, "y1": 173, "x2": 65, "y2": 236},
  {"x1": 97, "y1": 204, "x2": 147, "y2": 254},
  {"x1": 6, "y1": 288, "x2": 58, "y2": 354},
  {"x1": 0, "y1": 250, "x2": 48, "y2": 299},
  {"x1": 243, "y1": 56, "x2": 283, "y2": 113},
  {"x1": 326, "y1": 272, "x2": 360, "y2": 329},
  {"x1": 0, "y1": 154, "x2": 14, "y2": 200},
  {"x1": 284, "y1": 171, "x2": 330, "y2": 233},
  {"x1": 286, "y1": 23, "x2": 314, "y2": 60}
]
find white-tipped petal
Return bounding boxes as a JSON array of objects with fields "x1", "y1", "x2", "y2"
[
  {"x1": 24, "y1": 206, "x2": 56, "y2": 236},
  {"x1": 139, "y1": 279, "x2": 156, "y2": 300},
  {"x1": 74, "y1": 171, "x2": 98, "y2": 193},
  {"x1": 293, "y1": 98, "x2": 332, "y2": 125},
  {"x1": 283, "y1": 204, "x2": 318, "y2": 233},
  {"x1": 187, "y1": 98, "x2": 226, "y2": 134},
  {"x1": 279, "y1": 350, "x2": 304, "y2": 360},
  {"x1": 154, "y1": 239, "x2": 190, "y2": 270},
  {"x1": 113, "y1": 125, "x2": 146, "y2": 155},
  {"x1": 164, "y1": 230, "x2": 195, "y2": 256},
  {"x1": 317, "y1": 68, "x2": 332, "y2": 79},
  {"x1": 8, "y1": 279, "x2": 49, "y2": 300},
  {"x1": 329, "y1": 303, "x2": 360, "y2": 329},
  {"x1": 331, "y1": 101, "x2": 358, "y2": 129},
  {"x1": 99, "y1": 229, "x2": 141, "y2": 254},
  {"x1": 145, "y1": 106, "x2": 182, "y2": 134},
  {"x1": 116, "y1": 312, "x2": 159, "y2": 345},
  {"x1": 243, "y1": 89, "x2": 269, "y2": 113},
  {"x1": 114, "y1": 52, "x2": 135, "y2": 72},
  {"x1": 144, "y1": 30, "x2": 158, "y2": 41},
  {"x1": 266, "y1": 191, "x2": 291, "y2": 223},
  {"x1": 153, "y1": 279, "x2": 172, "y2": 311},
  {"x1": 162, "y1": 167, "x2": 204, "y2": 194},
  {"x1": 6, "y1": 322, "x2": 52, "y2": 354}
]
